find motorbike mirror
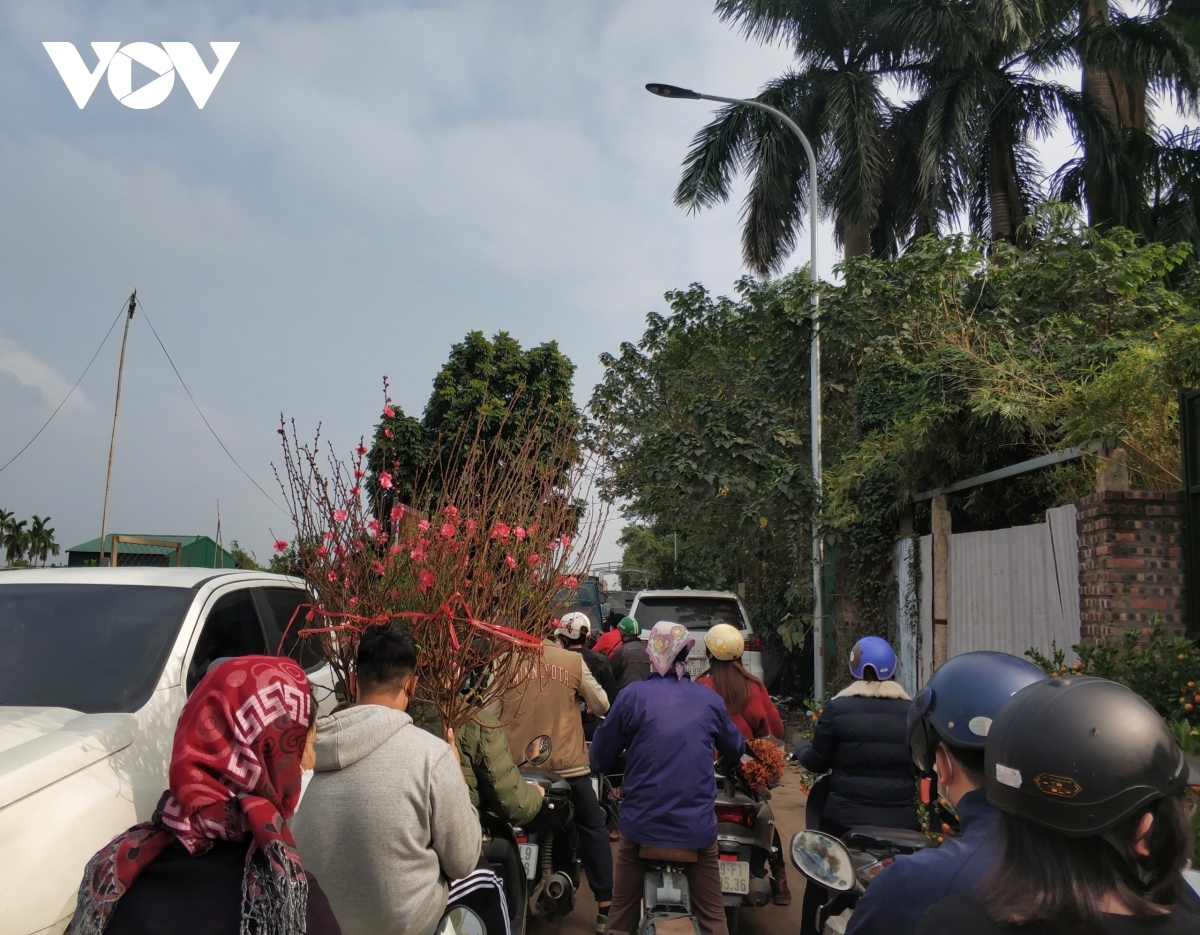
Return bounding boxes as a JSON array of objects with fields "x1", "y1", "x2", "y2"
[
  {"x1": 524, "y1": 735, "x2": 553, "y2": 766},
  {"x1": 436, "y1": 907, "x2": 486, "y2": 935},
  {"x1": 789, "y1": 830, "x2": 855, "y2": 892}
]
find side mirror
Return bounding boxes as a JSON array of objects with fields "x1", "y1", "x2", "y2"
[
  {"x1": 601, "y1": 602, "x2": 612, "y2": 617},
  {"x1": 523, "y1": 734, "x2": 553, "y2": 767},
  {"x1": 789, "y1": 830, "x2": 855, "y2": 892},
  {"x1": 436, "y1": 907, "x2": 486, "y2": 935}
]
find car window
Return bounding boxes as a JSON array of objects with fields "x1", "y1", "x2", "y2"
[
  {"x1": 259, "y1": 587, "x2": 324, "y2": 671},
  {"x1": 0, "y1": 584, "x2": 193, "y2": 713},
  {"x1": 632, "y1": 597, "x2": 747, "y2": 631},
  {"x1": 186, "y1": 589, "x2": 268, "y2": 694}
]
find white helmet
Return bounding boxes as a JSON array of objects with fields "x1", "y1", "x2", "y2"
[
  {"x1": 555, "y1": 612, "x2": 591, "y2": 642},
  {"x1": 705, "y1": 623, "x2": 744, "y2": 661}
]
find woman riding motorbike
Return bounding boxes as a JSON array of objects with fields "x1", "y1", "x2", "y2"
[
  {"x1": 697, "y1": 623, "x2": 790, "y2": 905},
  {"x1": 798, "y1": 636, "x2": 917, "y2": 935},
  {"x1": 916, "y1": 676, "x2": 1200, "y2": 934}
]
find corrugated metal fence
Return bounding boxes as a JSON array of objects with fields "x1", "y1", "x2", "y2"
[{"x1": 895, "y1": 504, "x2": 1080, "y2": 694}]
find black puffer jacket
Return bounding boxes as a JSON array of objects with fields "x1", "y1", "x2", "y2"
[{"x1": 799, "y1": 679, "x2": 918, "y2": 831}]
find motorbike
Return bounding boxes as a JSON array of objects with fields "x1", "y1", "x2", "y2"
[
  {"x1": 713, "y1": 757, "x2": 779, "y2": 935},
  {"x1": 479, "y1": 811, "x2": 527, "y2": 935},
  {"x1": 792, "y1": 776, "x2": 930, "y2": 935},
  {"x1": 512, "y1": 735, "x2": 581, "y2": 924}
]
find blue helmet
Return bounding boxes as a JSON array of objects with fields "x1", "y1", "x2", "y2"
[
  {"x1": 848, "y1": 636, "x2": 897, "y2": 680},
  {"x1": 906, "y1": 651, "x2": 1048, "y2": 775}
]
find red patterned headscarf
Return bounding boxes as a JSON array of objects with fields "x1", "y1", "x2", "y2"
[{"x1": 67, "y1": 656, "x2": 313, "y2": 935}]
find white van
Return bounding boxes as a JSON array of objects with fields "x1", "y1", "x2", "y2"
[{"x1": 627, "y1": 589, "x2": 763, "y2": 682}]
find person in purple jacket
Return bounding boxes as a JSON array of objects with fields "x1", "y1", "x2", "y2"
[{"x1": 589, "y1": 621, "x2": 745, "y2": 935}]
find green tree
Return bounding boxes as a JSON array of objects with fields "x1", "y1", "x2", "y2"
[
  {"x1": 590, "y1": 276, "x2": 822, "y2": 650},
  {"x1": 229, "y1": 540, "x2": 264, "y2": 571},
  {"x1": 368, "y1": 331, "x2": 578, "y2": 519},
  {"x1": 27, "y1": 515, "x2": 59, "y2": 566},
  {"x1": 4, "y1": 518, "x2": 28, "y2": 567},
  {"x1": 676, "y1": 0, "x2": 896, "y2": 269}
]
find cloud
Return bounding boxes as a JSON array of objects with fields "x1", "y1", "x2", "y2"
[{"x1": 0, "y1": 331, "x2": 85, "y2": 407}]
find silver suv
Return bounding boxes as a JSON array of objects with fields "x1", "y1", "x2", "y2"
[{"x1": 627, "y1": 589, "x2": 763, "y2": 682}]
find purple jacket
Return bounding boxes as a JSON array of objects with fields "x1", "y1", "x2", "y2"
[{"x1": 589, "y1": 673, "x2": 744, "y2": 849}]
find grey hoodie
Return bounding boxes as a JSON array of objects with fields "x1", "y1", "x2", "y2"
[{"x1": 291, "y1": 705, "x2": 481, "y2": 935}]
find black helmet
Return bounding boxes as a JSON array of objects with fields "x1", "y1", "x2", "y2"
[
  {"x1": 907, "y1": 651, "x2": 1048, "y2": 774},
  {"x1": 986, "y1": 676, "x2": 1200, "y2": 836}
]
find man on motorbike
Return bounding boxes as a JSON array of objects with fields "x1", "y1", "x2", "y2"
[
  {"x1": 843, "y1": 651, "x2": 1048, "y2": 935},
  {"x1": 590, "y1": 621, "x2": 746, "y2": 935},
  {"x1": 697, "y1": 623, "x2": 790, "y2": 906},
  {"x1": 609, "y1": 616, "x2": 651, "y2": 695},
  {"x1": 797, "y1": 636, "x2": 916, "y2": 935},
  {"x1": 555, "y1": 612, "x2": 616, "y2": 739},
  {"x1": 499, "y1": 634, "x2": 613, "y2": 934}
]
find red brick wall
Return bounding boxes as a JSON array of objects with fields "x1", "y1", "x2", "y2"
[{"x1": 1075, "y1": 490, "x2": 1185, "y2": 643}]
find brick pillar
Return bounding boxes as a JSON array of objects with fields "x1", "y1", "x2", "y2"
[{"x1": 1075, "y1": 490, "x2": 1185, "y2": 644}]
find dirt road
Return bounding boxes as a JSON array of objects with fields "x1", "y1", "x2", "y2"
[{"x1": 544, "y1": 775, "x2": 808, "y2": 935}]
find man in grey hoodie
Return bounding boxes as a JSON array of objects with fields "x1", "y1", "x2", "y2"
[{"x1": 292, "y1": 622, "x2": 481, "y2": 935}]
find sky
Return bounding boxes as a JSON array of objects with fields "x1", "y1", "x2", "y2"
[{"x1": 0, "y1": 1, "x2": 1188, "y2": 568}]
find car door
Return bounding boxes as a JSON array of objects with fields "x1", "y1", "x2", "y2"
[{"x1": 185, "y1": 587, "x2": 270, "y2": 695}]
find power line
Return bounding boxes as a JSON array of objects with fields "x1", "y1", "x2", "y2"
[
  {"x1": 0, "y1": 298, "x2": 128, "y2": 475},
  {"x1": 136, "y1": 300, "x2": 289, "y2": 515}
]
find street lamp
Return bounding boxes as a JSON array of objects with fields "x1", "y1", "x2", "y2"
[{"x1": 647, "y1": 82, "x2": 826, "y2": 701}]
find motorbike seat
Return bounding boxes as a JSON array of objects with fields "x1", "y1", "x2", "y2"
[
  {"x1": 639, "y1": 846, "x2": 699, "y2": 863},
  {"x1": 845, "y1": 826, "x2": 930, "y2": 852}
]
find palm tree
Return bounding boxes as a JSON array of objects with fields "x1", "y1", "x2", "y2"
[
  {"x1": 28, "y1": 515, "x2": 59, "y2": 567},
  {"x1": 0, "y1": 510, "x2": 11, "y2": 560},
  {"x1": 877, "y1": 0, "x2": 1078, "y2": 243},
  {"x1": 4, "y1": 518, "x2": 28, "y2": 566},
  {"x1": 1070, "y1": 0, "x2": 1199, "y2": 227},
  {"x1": 674, "y1": 0, "x2": 896, "y2": 273}
]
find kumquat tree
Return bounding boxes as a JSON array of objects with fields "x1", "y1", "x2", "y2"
[{"x1": 273, "y1": 392, "x2": 607, "y2": 730}]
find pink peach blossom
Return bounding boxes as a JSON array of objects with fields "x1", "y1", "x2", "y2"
[
  {"x1": 379, "y1": 472, "x2": 394, "y2": 490},
  {"x1": 444, "y1": 505, "x2": 459, "y2": 522},
  {"x1": 514, "y1": 526, "x2": 526, "y2": 541},
  {"x1": 390, "y1": 544, "x2": 403, "y2": 554},
  {"x1": 354, "y1": 468, "x2": 365, "y2": 479},
  {"x1": 419, "y1": 519, "x2": 431, "y2": 531},
  {"x1": 333, "y1": 510, "x2": 348, "y2": 522},
  {"x1": 390, "y1": 504, "x2": 405, "y2": 521},
  {"x1": 527, "y1": 553, "x2": 540, "y2": 567},
  {"x1": 370, "y1": 560, "x2": 385, "y2": 575},
  {"x1": 273, "y1": 540, "x2": 288, "y2": 553},
  {"x1": 492, "y1": 522, "x2": 510, "y2": 540},
  {"x1": 505, "y1": 554, "x2": 517, "y2": 569},
  {"x1": 418, "y1": 568, "x2": 435, "y2": 593},
  {"x1": 563, "y1": 575, "x2": 579, "y2": 589},
  {"x1": 327, "y1": 571, "x2": 337, "y2": 582},
  {"x1": 384, "y1": 428, "x2": 394, "y2": 439},
  {"x1": 349, "y1": 487, "x2": 361, "y2": 497},
  {"x1": 383, "y1": 406, "x2": 395, "y2": 418},
  {"x1": 355, "y1": 444, "x2": 368, "y2": 456},
  {"x1": 440, "y1": 523, "x2": 456, "y2": 539},
  {"x1": 316, "y1": 546, "x2": 328, "y2": 557}
]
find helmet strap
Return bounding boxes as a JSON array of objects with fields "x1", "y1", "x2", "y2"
[{"x1": 1098, "y1": 829, "x2": 1160, "y2": 892}]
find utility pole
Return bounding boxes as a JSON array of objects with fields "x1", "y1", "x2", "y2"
[{"x1": 99, "y1": 291, "x2": 135, "y2": 566}]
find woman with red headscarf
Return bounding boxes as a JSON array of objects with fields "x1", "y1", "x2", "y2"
[{"x1": 65, "y1": 656, "x2": 341, "y2": 935}]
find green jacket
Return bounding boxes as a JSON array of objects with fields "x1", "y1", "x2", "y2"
[{"x1": 410, "y1": 703, "x2": 543, "y2": 826}]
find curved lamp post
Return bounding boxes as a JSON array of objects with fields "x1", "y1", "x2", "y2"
[{"x1": 646, "y1": 83, "x2": 825, "y2": 701}]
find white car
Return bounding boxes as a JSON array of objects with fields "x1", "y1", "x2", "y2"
[
  {"x1": 0, "y1": 567, "x2": 331, "y2": 935},
  {"x1": 627, "y1": 589, "x2": 765, "y2": 682}
]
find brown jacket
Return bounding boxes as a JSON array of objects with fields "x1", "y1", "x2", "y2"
[{"x1": 499, "y1": 640, "x2": 609, "y2": 779}]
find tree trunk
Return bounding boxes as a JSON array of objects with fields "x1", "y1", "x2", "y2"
[
  {"x1": 988, "y1": 126, "x2": 1023, "y2": 243},
  {"x1": 842, "y1": 221, "x2": 872, "y2": 259},
  {"x1": 1080, "y1": 0, "x2": 1147, "y2": 226}
]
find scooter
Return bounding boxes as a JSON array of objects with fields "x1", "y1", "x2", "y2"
[
  {"x1": 792, "y1": 777, "x2": 930, "y2": 935},
  {"x1": 713, "y1": 760, "x2": 777, "y2": 935},
  {"x1": 479, "y1": 811, "x2": 527, "y2": 935},
  {"x1": 512, "y1": 735, "x2": 581, "y2": 924}
]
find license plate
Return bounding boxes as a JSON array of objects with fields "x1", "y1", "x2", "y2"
[
  {"x1": 686, "y1": 657, "x2": 706, "y2": 679},
  {"x1": 718, "y1": 860, "x2": 750, "y2": 895},
  {"x1": 519, "y1": 843, "x2": 538, "y2": 880}
]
